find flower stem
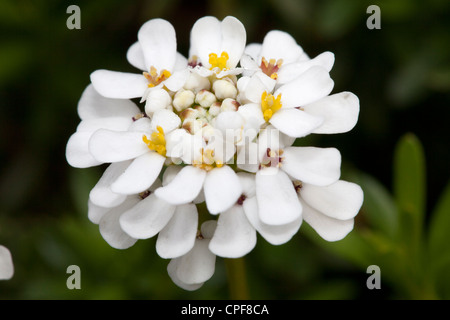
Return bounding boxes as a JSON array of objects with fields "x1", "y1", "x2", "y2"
[{"x1": 224, "y1": 257, "x2": 250, "y2": 300}]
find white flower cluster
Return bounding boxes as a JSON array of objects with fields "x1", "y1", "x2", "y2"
[{"x1": 66, "y1": 16, "x2": 363, "y2": 290}]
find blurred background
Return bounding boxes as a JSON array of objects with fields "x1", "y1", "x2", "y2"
[{"x1": 0, "y1": 0, "x2": 449, "y2": 299}]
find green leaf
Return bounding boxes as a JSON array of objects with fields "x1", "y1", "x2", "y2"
[
  {"x1": 393, "y1": 133, "x2": 426, "y2": 259},
  {"x1": 350, "y1": 171, "x2": 398, "y2": 239},
  {"x1": 428, "y1": 180, "x2": 450, "y2": 263}
]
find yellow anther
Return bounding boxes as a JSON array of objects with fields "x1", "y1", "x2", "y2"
[
  {"x1": 142, "y1": 126, "x2": 166, "y2": 157},
  {"x1": 209, "y1": 51, "x2": 229, "y2": 71},
  {"x1": 143, "y1": 66, "x2": 171, "y2": 88},
  {"x1": 193, "y1": 148, "x2": 223, "y2": 171},
  {"x1": 261, "y1": 91, "x2": 282, "y2": 122},
  {"x1": 260, "y1": 57, "x2": 283, "y2": 80}
]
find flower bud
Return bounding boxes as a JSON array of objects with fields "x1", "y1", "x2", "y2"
[
  {"x1": 212, "y1": 78, "x2": 237, "y2": 100},
  {"x1": 173, "y1": 89, "x2": 195, "y2": 112},
  {"x1": 195, "y1": 90, "x2": 217, "y2": 108}
]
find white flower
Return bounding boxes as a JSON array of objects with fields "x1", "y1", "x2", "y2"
[
  {"x1": 188, "y1": 16, "x2": 246, "y2": 78},
  {"x1": 88, "y1": 114, "x2": 186, "y2": 196},
  {"x1": 167, "y1": 220, "x2": 217, "y2": 291},
  {"x1": 240, "y1": 30, "x2": 335, "y2": 85},
  {"x1": 253, "y1": 126, "x2": 341, "y2": 226},
  {"x1": 0, "y1": 245, "x2": 14, "y2": 280},
  {"x1": 90, "y1": 19, "x2": 189, "y2": 100},
  {"x1": 296, "y1": 180, "x2": 364, "y2": 241},
  {"x1": 237, "y1": 70, "x2": 360, "y2": 137}
]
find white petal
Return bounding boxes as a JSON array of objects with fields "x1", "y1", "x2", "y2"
[
  {"x1": 90, "y1": 70, "x2": 148, "y2": 99},
  {"x1": 300, "y1": 198, "x2": 354, "y2": 242},
  {"x1": 181, "y1": 132, "x2": 205, "y2": 164},
  {"x1": 270, "y1": 108, "x2": 323, "y2": 138},
  {"x1": 241, "y1": 74, "x2": 272, "y2": 103},
  {"x1": 0, "y1": 245, "x2": 14, "y2": 280},
  {"x1": 126, "y1": 41, "x2": 146, "y2": 71},
  {"x1": 220, "y1": 16, "x2": 246, "y2": 68},
  {"x1": 119, "y1": 193, "x2": 176, "y2": 239},
  {"x1": 156, "y1": 203, "x2": 198, "y2": 259},
  {"x1": 89, "y1": 129, "x2": 149, "y2": 163},
  {"x1": 301, "y1": 180, "x2": 363, "y2": 220},
  {"x1": 277, "y1": 51, "x2": 335, "y2": 84},
  {"x1": 173, "y1": 52, "x2": 188, "y2": 71},
  {"x1": 138, "y1": 19, "x2": 177, "y2": 72},
  {"x1": 244, "y1": 43, "x2": 262, "y2": 60},
  {"x1": 98, "y1": 197, "x2": 140, "y2": 249},
  {"x1": 165, "y1": 129, "x2": 190, "y2": 159},
  {"x1": 174, "y1": 238, "x2": 216, "y2": 285},
  {"x1": 66, "y1": 131, "x2": 103, "y2": 168},
  {"x1": 256, "y1": 167, "x2": 302, "y2": 225},
  {"x1": 162, "y1": 165, "x2": 182, "y2": 186},
  {"x1": 76, "y1": 117, "x2": 133, "y2": 133},
  {"x1": 237, "y1": 171, "x2": 256, "y2": 198},
  {"x1": 167, "y1": 259, "x2": 204, "y2": 291},
  {"x1": 201, "y1": 220, "x2": 218, "y2": 239},
  {"x1": 77, "y1": 84, "x2": 140, "y2": 120},
  {"x1": 236, "y1": 142, "x2": 259, "y2": 173},
  {"x1": 282, "y1": 147, "x2": 341, "y2": 186},
  {"x1": 190, "y1": 16, "x2": 222, "y2": 67},
  {"x1": 243, "y1": 196, "x2": 302, "y2": 245},
  {"x1": 155, "y1": 165, "x2": 206, "y2": 205},
  {"x1": 204, "y1": 166, "x2": 242, "y2": 214},
  {"x1": 111, "y1": 152, "x2": 165, "y2": 195},
  {"x1": 209, "y1": 205, "x2": 256, "y2": 258},
  {"x1": 275, "y1": 66, "x2": 334, "y2": 107},
  {"x1": 304, "y1": 92, "x2": 360, "y2": 134},
  {"x1": 89, "y1": 161, "x2": 131, "y2": 208},
  {"x1": 151, "y1": 109, "x2": 181, "y2": 133},
  {"x1": 163, "y1": 68, "x2": 190, "y2": 92},
  {"x1": 260, "y1": 30, "x2": 304, "y2": 64},
  {"x1": 239, "y1": 53, "x2": 259, "y2": 74},
  {"x1": 87, "y1": 200, "x2": 110, "y2": 224},
  {"x1": 128, "y1": 117, "x2": 152, "y2": 132},
  {"x1": 238, "y1": 103, "x2": 265, "y2": 129}
]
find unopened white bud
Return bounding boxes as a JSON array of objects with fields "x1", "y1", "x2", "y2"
[
  {"x1": 182, "y1": 118, "x2": 203, "y2": 134},
  {"x1": 220, "y1": 98, "x2": 240, "y2": 112},
  {"x1": 173, "y1": 89, "x2": 195, "y2": 112},
  {"x1": 208, "y1": 105, "x2": 221, "y2": 117},
  {"x1": 195, "y1": 90, "x2": 217, "y2": 108},
  {"x1": 184, "y1": 72, "x2": 211, "y2": 92},
  {"x1": 212, "y1": 79, "x2": 237, "y2": 100},
  {"x1": 144, "y1": 88, "x2": 172, "y2": 115}
]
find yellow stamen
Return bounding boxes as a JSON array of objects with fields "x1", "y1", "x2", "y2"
[
  {"x1": 193, "y1": 148, "x2": 223, "y2": 171},
  {"x1": 142, "y1": 126, "x2": 166, "y2": 157},
  {"x1": 209, "y1": 51, "x2": 229, "y2": 71},
  {"x1": 143, "y1": 66, "x2": 171, "y2": 88},
  {"x1": 261, "y1": 91, "x2": 282, "y2": 122}
]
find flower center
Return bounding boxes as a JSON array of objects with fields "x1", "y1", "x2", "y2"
[
  {"x1": 259, "y1": 148, "x2": 284, "y2": 169},
  {"x1": 142, "y1": 126, "x2": 166, "y2": 156},
  {"x1": 261, "y1": 91, "x2": 282, "y2": 122},
  {"x1": 209, "y1": 52, "x2": 229, "y2": 71},
  {"x1": 143, "y1": 66, "x2": 171, "y2": 88},
  {"x1": 193, "y1": 148, "x2": 224, "y2": 172},
  {"x1": 260, "y1": 57, "x2": 283, "y2": 80}
]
